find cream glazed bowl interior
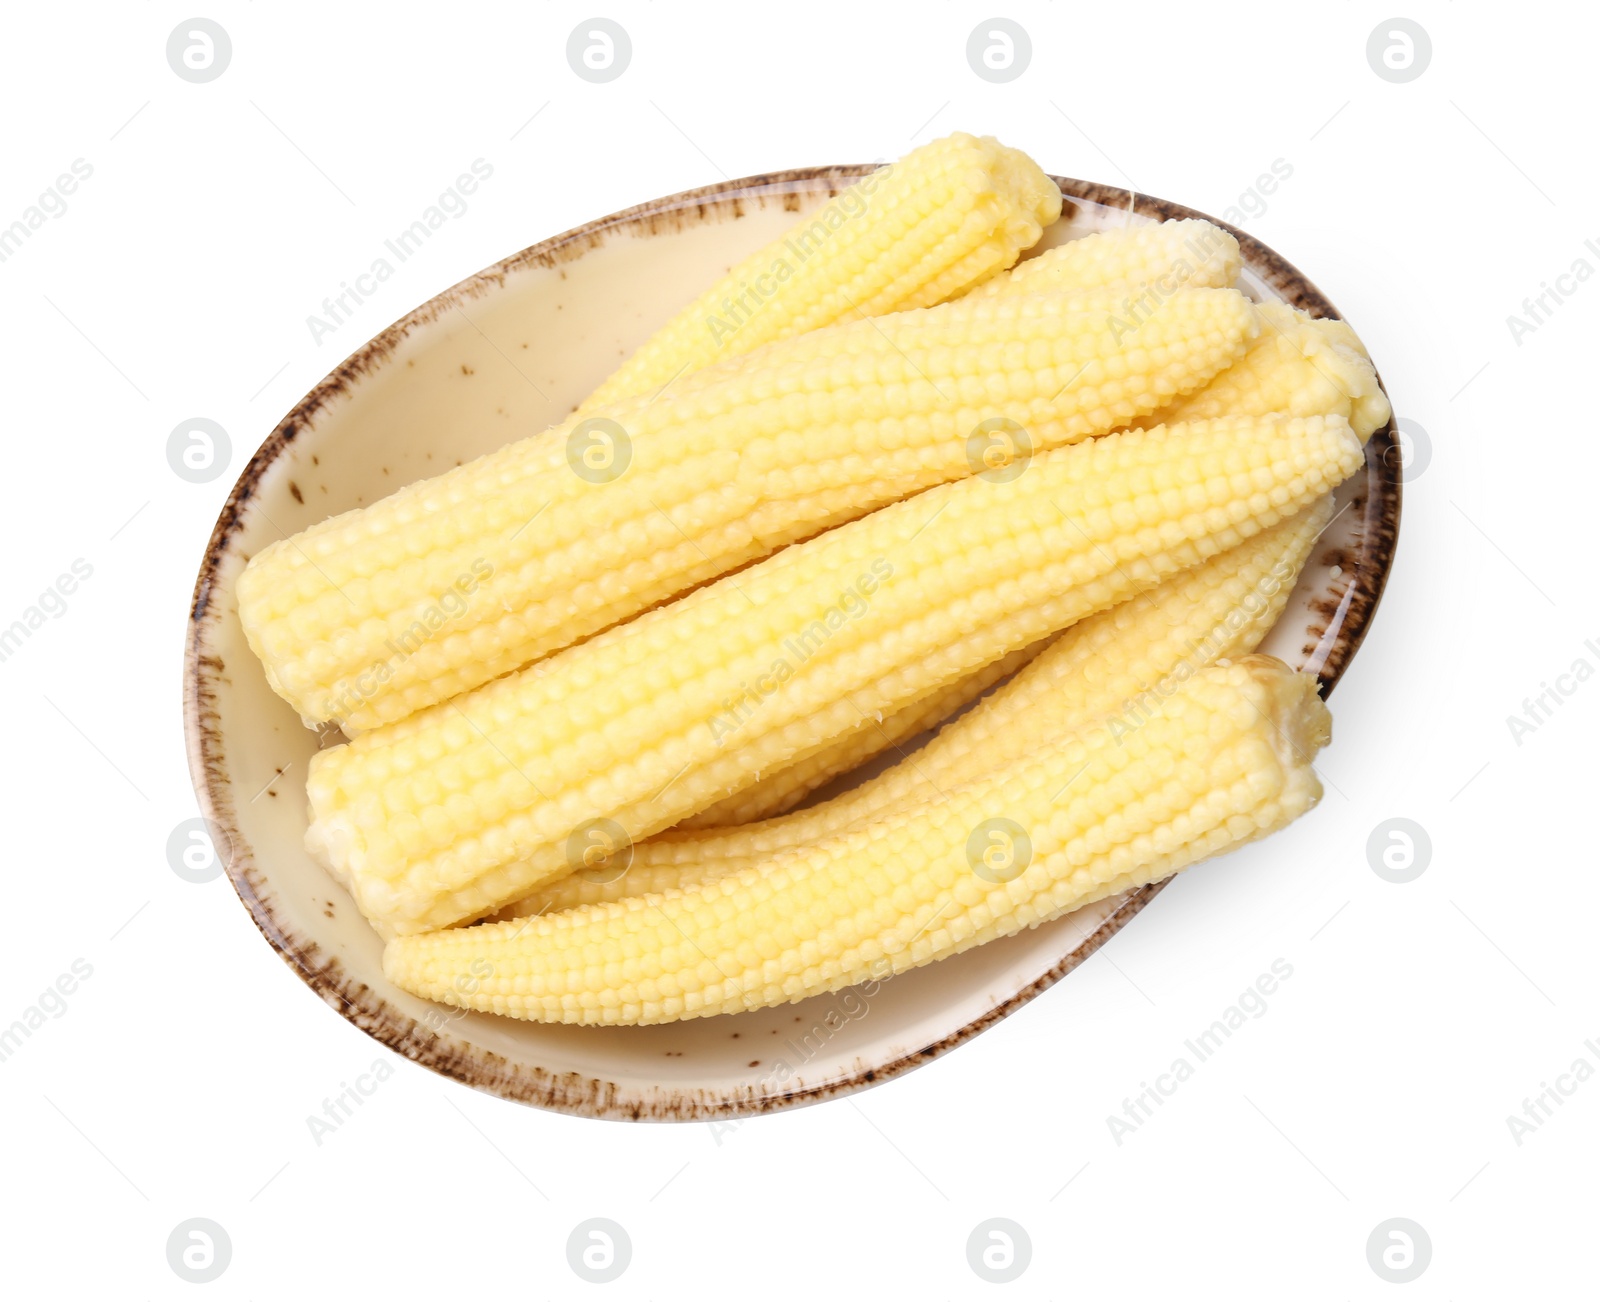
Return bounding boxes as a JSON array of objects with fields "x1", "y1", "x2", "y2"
[{"x1": 184, "y1": 167, "x2": 1402, "y2": 1120}]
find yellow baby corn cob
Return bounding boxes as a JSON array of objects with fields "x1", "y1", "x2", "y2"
[
  {"x1": 581, "y1": 133, "x2": 1062, "y2": 410},
  {"x1": 970, "y1": 218, "x2": 1240, "y2": 299},
  {"x1": 241, "y1": 286, "x2": 1259, "y2": 733},
  {"x1": 307, "y1": 414, "x2": 1361, "y2": 935},
  {"x1": 679, "y1": 641, "x2": 1047, "y2": 829},
  {"x1": 512, "y1": 851, "x2": 743, "y2": 916},
  {"x1": 1141, "y1": 301, "x2": 1391, "y2": 441},
  {"x1": 502, "y1": 496, "x2": 1330, "y2": 915},
  {"x1": 387, "y1": 656, "x2": 1330, "y2": 1025},
  {"x1": 685, "y1": 430, "x2": 1318, "y2": 836}
]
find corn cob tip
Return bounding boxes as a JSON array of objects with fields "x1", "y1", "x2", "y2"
[
  {"x1": 1226, "y1": 653, "x2": 1331, "y2": 744},
  {"x1": 1212, "y1": 655, "x2": 1330, "y2": 826},
  {"x1": 1313, "y1": 321, "x2": 1392, "y2": 443},
  {"x1": 1141, "y1": 300, "x2": 1387, "y2": 443},
  {"x1": 992, "y1": 140, "x2": 1064, "y2": 234}
]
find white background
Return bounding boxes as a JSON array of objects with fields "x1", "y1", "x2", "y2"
[{"x1": 1, "y1": 2, "x2": 1592, "y2": 1296}]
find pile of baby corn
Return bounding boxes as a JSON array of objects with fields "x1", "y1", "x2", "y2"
[{"x1": 238, "y1": 132, "x2": 1388, "y2": 1027}]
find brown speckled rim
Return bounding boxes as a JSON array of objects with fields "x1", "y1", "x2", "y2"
[{"x1": 183, "y1": 169, "x2": 1401, "y2": 1121}]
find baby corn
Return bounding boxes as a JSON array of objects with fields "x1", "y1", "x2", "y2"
[
  {"x1": 581, "y1": 132, "x2": 1062, "y2": 410},
  {"x1": 970, "y1": 218, "x2": 1240, "y2": 300},
  {"x1": 503, "y1": 497, "x2": 1331, "y2": 915},
  {"x1": 307, "y1": 415, "x2": 1361, "y2": 935},
  {"x1": 679, "y1": 641, "x2": 1047, "y2": 828},
  {"x1": 386, "y1": 656, "x2": 1331, "y2": 1025},
  {"x1": 1141, "y1": 301, "x2": 1391, "y2": 441},
  {"x1": 241, "y1": 286, "x2": 1259, "y2": 732}
]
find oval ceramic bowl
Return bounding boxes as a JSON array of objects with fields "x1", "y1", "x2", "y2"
[{"x1": 184, "y1": 168, "x2": 1401, "y2": 1120}]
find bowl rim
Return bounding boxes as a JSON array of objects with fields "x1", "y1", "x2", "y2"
[{"x1": 183, "y1": 166, "x2": 1402, "y2": 1121}]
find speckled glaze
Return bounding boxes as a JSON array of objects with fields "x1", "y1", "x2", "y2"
[{"x1": 183, "y1": 168, "x2": 1401, "y2": 1121}]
